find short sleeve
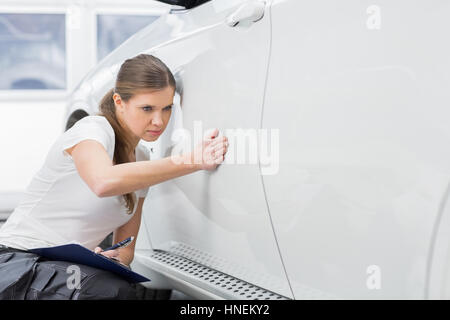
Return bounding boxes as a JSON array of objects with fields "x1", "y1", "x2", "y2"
[
  {"x1": 61, "y1": 116, "x2": 114, "y2": 159},
  {"x1": 135, "y1": 144, "x2": 150, "y2": 198}
]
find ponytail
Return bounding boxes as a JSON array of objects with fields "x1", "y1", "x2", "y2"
[{"x1": 96, "y1": 88, "x2": 136, "y2": 215}]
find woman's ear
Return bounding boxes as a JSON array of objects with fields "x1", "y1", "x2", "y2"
[{"x1": 113, "y1": 93, "x2": 124, "y2": 112}]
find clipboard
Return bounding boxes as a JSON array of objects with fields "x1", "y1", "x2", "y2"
[{"x1": 28, "y1": 243, "x2": 151, "y2": 283}]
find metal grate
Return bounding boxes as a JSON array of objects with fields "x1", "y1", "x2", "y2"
[{"x1": 150, "y1": 249, "x2": 290, "y2": 300}]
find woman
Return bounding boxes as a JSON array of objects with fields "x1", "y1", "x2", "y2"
[{"x1": 0, "y1": 54, "x2": 228, "y2": 299}]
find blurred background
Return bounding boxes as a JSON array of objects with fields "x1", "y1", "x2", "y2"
[{"x1": 0, "y1": 0, "x2": 171, "y2": 223}]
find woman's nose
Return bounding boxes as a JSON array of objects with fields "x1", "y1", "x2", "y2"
[{"x1": 151, "y1": 114, "x2": 163, "y2": 127}]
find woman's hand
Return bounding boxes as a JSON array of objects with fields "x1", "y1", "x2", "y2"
[
  {"x1": 94, "y1": 247, "x2": 131, "y2": 268},
  {"x1": 94, "y1": 246, "x2": 122, "y2": 261},
  {"x1": 191, "y1": 128, "x2": 229, "y2": 171}
]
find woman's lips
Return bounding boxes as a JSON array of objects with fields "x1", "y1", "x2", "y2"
[{"x1": 147, "y1": 130, "x2": 162, "y2": 136}]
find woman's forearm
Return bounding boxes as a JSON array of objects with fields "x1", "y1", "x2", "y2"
[{"x1": 97, "y1": 153, "x2": 199, "y2": 197}]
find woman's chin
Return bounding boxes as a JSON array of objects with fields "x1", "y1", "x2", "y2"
[{"x1": 142, "y1": 136, "x2": 160, "y2": 142}]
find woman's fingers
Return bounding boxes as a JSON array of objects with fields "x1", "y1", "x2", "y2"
[
  {"x1": 101, "y1": 249, "x2": 120, "y2": 258},
  {"x1": 196, "y1": 133, "x2": 229, "y2": 170},
  {"x1": 204, "y1": 128, "x2": 220, "y2": 140},
  {"x1": 93, "y1": 247, "x2": 119, "y2": 258},
  {"x1": 214, "y1": 153, "x2": 224, "y2": 164},
  {"x1": 209, "y1": 137, "x2": 228, "y2": 151},
  {"x1": 212, "y1": 139, "x2": 228, "y2": 159},
  {"x1": 214, "y1": 141, "x2": 228, "y2": 154},
  {"x1": 208, "y1": 134, "x2": 227, "y2": 143}
]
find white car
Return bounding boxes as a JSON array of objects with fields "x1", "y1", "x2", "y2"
[{"x1": 65, "y1": 0, "x2": 450, "y2": 300}]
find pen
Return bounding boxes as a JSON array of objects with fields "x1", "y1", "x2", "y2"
[{"x1": 103, "y1": 236, "x2": 134, "y2": 251}]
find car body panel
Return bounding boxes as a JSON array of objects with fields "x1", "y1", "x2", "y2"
[{"x1": 262, "y1": 0, "x2": 450, "y2": 299}]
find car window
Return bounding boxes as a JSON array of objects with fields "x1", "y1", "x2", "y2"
[
  {"x1": 0, "y1": 13, "x2": 66, "y2": 90},
  {"x1": 96, "y1": 14, "x2": 159, "y2": 61}
]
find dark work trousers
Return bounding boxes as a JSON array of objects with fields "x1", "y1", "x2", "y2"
[{"x1": 0, "y1": 245, "x2": 138, "y2": 300}]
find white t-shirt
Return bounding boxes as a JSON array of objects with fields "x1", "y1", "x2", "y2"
[{"x1": 0, "y1": 115, "x2": 150, "y2": 251}]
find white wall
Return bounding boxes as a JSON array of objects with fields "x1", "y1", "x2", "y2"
[
  {"x1": 0, "y1": 100, "x2": 66, "y2": 193},
  {"x1": 0, "y1": 0, "x2": 170, "y2": 211}
]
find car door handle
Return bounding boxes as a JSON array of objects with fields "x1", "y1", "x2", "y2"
[{"x1": 226, "y1": 0, "x2": 266, "y2": 27}]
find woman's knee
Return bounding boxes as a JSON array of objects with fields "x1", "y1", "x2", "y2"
[
  {"x1": 73, "y1": 270, "x2": 138, "y2": 300},
  {"x1": 25, "y1": 259, "x2": 137, "y2": 300}
]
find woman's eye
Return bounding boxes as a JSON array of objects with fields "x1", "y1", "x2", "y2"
[{"x1": 143, "y1": 106, "x2": 171, "y2": 111}]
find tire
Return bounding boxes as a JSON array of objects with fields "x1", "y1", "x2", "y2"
[{"x1": 65, "y1": 109, "x2": 89, "y2": 131}]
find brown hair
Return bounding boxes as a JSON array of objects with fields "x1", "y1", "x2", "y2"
[{"x1": 96, "y1": 54, "x2": 176, "y2": 214}]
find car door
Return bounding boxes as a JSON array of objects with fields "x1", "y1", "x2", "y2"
[
  {"x1": 140, "y1": 0, "x2": 293, "y2": 298},
  {"x1": 262, "y1": 0, "x2": 450, "y2": 299}
]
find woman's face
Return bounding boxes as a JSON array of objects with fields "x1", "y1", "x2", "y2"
[{"x1": 114, "y1": 86, "x2": 174, "y2": 144}]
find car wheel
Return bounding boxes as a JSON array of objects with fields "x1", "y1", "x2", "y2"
[{"x1": 65, "y1": 109, "x2": 89, "y2": 131}]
